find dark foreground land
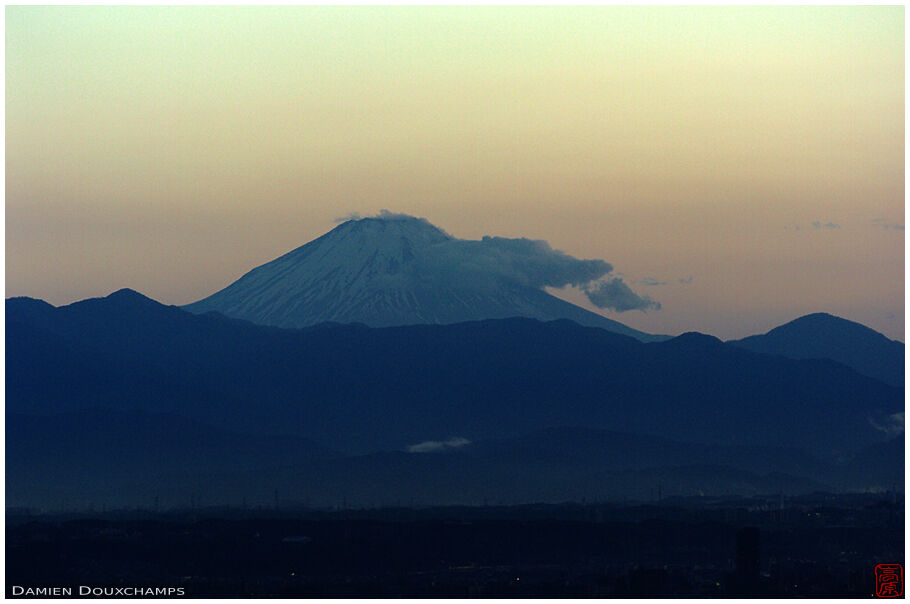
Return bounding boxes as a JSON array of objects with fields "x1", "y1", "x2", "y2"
[{"x1": 6, "y1": 492, "x2": 903, "y2": 598}]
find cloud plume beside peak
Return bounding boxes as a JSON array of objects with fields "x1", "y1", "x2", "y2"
[
  {"x1": 443, "y1": 236, "x2": 613, "y2": 289},
  {"x1": 332, "y1": 211, "x2": 660, "y2": 312},
  {"x1": 582, "y1": 278, "x2": 662, "y2": 312}
]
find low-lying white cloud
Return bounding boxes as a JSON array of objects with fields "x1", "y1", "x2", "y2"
[{"x1": 870, "y1": 412, "x2": 904, "y2": 437}]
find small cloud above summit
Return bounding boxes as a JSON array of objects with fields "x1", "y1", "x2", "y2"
[
  {"x1": 334, "y1": 209, "x2": 431, "y2": 223},
  {"x1": 376, "y1": 209, "x2": 423, "y2": 221},
  {"x1": 333, "y1": 212, "x2": 363, "y2": 223},
  {"x1": 333, "y1": 210, "x2": 452, "y2": 235}
]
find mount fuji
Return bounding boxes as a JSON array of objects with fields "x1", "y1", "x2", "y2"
[{"x1": 185, "y1": 213, "x2": 664, "y2": 341}]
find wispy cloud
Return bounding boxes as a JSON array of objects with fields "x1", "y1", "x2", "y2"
[
  {"x1": 678, "y1": 276, "x2": 694, "y2": 284},
  {"x1": 870, "y1": 412, "x2": 904, "y2": 437},
  {"x1": 639, "y1": 277, "x2": 666, "y2": 287},
  {"x1": 872, "y1": 218, "x2": 904, "y2": 231},
  {"x1": 785, "y1": 221, "x2": 841, "y2": 231},
  {"x1": 407, "y1": 437, "x2": 472, "y2": 453}
]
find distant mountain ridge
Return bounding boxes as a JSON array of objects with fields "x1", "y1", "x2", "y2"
[
  {"x1": 7, "y1": 291, "x2": 903, "y2": 510},
  {"x1": 5, "y1": 411, "x2": 867, "y2": 510},
  {"x1": 728, "y1": 312, "x2": 904, "y2": 387},
  {"x1": 183, "y1": 214, "x2": 665, "y2": 342},
  {"x1": 8, "y1": 290, "x2": 900, "y2": 457}
]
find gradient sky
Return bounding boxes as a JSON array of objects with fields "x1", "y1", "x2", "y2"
[{"x1": 6, "y1": 6, "x2": 905, "y2": 340}]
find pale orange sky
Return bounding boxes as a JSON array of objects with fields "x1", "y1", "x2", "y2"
[{"x1": 6, "y1": 6, "x2": 905, "y2": 340}]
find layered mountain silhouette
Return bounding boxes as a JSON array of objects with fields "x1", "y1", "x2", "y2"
[
  {"x1": 8, "y1": 290, "x2": 901, "y2": 454},
  {"x1": 183, "y1": 213, "x2": 664, "y2": 342},
  {"x1": 6, "y1": 290, "x2": 904, "y2": 509},
  {"x1": 728, "y1": 312, "x2": 905, "y2": 387},
  {"x1": 5, "y1": 411, "x2": 874, "y2": 510}
]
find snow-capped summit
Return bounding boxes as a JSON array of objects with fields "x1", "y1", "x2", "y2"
[{"x1": 184, "y1": 213, "x2": 662, "y2": 341}]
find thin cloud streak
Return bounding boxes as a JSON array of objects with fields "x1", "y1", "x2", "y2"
[{"x1": 407, "y1": 437, "x2": 472, "y2": 453}]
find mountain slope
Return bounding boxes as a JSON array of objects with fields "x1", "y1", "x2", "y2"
[
  {"x1": 7, "y1": 407, "x2": 337, "y2": 475},
  {"x1": 8, "y1": 291, "x2": 901, "y2": 457},
  {"x1": 183, "y1": 214, "x2": 664, "y2": 342},
  {"x1": 6, "y1": 407, "x2": 338, "y2": 511},
  {"x1": 728, "y1": 312, "x2": 904, "y2": 387}
]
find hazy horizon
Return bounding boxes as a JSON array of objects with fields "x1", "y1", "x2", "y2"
[{"x1": 6, "y1": 6, "x2": 904, "y2": 340}]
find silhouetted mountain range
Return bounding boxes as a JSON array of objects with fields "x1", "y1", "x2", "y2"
[
  {"x1": 8, "y1": 410, "x2": 886, "y2": 510},
  {"x1": 7, "y1": 289, "x2": 904, "y2": 510},
  {"x1": 728, "y1": 312, "x2": 904, "y2": 387},
  {"x1": 9, "y1": 290, "x2": 901, "y2": 453}
]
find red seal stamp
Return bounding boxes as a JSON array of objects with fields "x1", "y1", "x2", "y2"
[{"x1": 875, "y1": 563, "x2": 903, "y2": 597}]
